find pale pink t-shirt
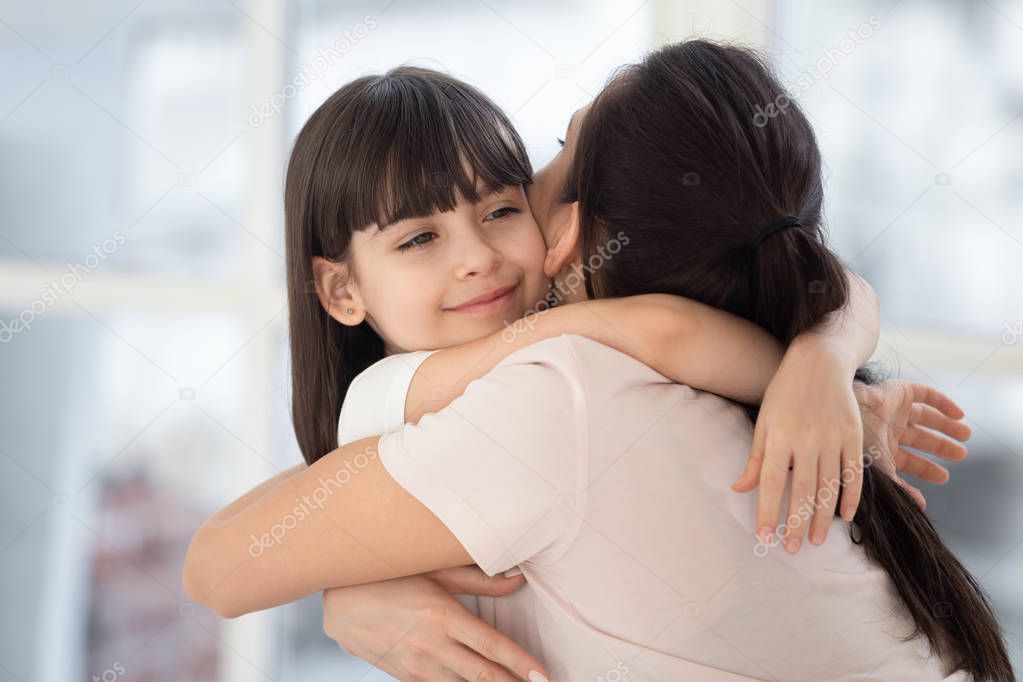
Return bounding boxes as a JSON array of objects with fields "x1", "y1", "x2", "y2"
[{"x1": 368, "y1": 334, "x2": 967, "y2": 682}]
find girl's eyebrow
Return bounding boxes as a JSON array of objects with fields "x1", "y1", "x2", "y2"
[
  {"x1": 376, "y1": 183, "x2": 515, "y2": 233},
  {"x1": 476, "y1": 184, "x2": 506, "y2": 200}
]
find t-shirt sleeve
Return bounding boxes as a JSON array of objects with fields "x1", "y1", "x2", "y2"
[
  {"x1": 376, "y1": 335, "x2": 588, "y2": 576},
  {"x1": 337, "y1": 349, "x2": 438, "y2": 446}
]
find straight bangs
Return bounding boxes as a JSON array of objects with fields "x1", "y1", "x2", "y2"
[{"x1": 310, "y1": 67, "x2": 532, "y2": 255}]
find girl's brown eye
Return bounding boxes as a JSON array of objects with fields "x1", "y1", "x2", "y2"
[
  {"x1": 398, "y1": 232, "x2": 435, "y2": 252},
  {"x1": 486, "y1": 207, "x2": 520, "y2": 221}
]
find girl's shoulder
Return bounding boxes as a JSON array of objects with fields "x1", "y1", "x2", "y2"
[{"x1": 337, "y1": 349, "x2": 437, "y2": 446}]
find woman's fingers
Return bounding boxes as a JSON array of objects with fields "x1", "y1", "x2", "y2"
[
  {"x1": 446, "y1": 615, "x2": 548, "y2": 682},
  {"x1": 894, "y1": 475, "x2": 927, "y2": 511},
  {"x1": 895, "y1": 447, "x2": 950, "y2": 484},
  {"x1": 910, "y1": 382, "x2": 965, "y2": 420},
  {"x1": 909, "y1": 403, "x2": 972, "y2": 444},
  {"x1": 427, "y1": 565, "x2": 525, "y2": 597},
  {"x1": 442, "y1": 643, "x2": 522, "y2": 682},
  {"x1": 903, "y1": 424, "x2": 968, "y2": 463}
]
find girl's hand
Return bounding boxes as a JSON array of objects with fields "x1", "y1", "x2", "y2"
[
  {"x1": 731, "y1": 338, "x2": 863, "y2": 554},
  {"x1": 322, "y1": 567, "x2": 548, "y2": 682},
  {"x1": 856, "y1": 380, "x2": 971, "y2": 510}
]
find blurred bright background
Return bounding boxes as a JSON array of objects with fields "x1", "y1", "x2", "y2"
[{"x1": 1, "y1": 0, "x2": 1021, "y2": 679}]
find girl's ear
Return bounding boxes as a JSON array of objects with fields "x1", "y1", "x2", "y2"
[
  {"x1": 311, "y1": 256, "x2": 366, "y2": 326},
  {"x1": 543, "y1": 201, "x2": 582, "y2": 279}
]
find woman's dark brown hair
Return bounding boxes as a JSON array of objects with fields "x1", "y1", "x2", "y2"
[
  {"x1": 571, "y1": 39, "x2": 1013, "y2": 680},
  {"x1": 284, "y1": 66, "x2": 531, "y2": 465}
]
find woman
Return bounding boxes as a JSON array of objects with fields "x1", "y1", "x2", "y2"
[{"x1": 185, "y1": 41, "x2": 1010, "y2": 680}]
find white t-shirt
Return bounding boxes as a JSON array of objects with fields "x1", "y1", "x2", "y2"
[
  {"x1": 366, "y1": 334, "x2": 967, "y2": 681},
  {"x1": 337, "y1": 348, "x2": 535, "y2": 634},
  {"x1": 337, "y1": 349, "x2": 438, "y2": 446}
]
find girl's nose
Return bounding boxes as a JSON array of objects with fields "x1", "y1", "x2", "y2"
[{"x1": 453, "y1": 230, "x2": 502, "y2": 279}]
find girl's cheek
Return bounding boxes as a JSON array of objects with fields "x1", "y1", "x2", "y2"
[{"x1": 505, "y1": 220, "x2": 547, "y2": 259}]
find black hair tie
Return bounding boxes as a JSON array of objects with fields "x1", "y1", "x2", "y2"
[
  {"x1": 746, "y1": 215, "x2": 802, "y2": 302},
  {"x1": 748, "y1": 215, "x2": 802, "y2": 252}
]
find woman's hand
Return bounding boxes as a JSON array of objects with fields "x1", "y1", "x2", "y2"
[
  {"x1": 322, "y1": 566, "x2": 548, "y2": 682},
  {"x1": 856, "y1": 380, "x2": 970, "y2": 510},
  {"x1": 731, "y1": 337, "x2": 863, "y2": 554}
]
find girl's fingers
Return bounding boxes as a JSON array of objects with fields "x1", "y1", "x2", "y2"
[
  {"x1": 909, "y1": 403, "x2": 972, "y2": 443},
  {"x1": 447, "y1": 614, "x2": 547, "y2": 682},
  {"x1": 895, "y1": 447, "x2": 950, "y2": 484},
  {"x1": 781, "y1": 452, "x2": 817, "y2": 554},
  {"x1": 839, "y1": 444, "x2": 863, "y2": 522},
  {"x1": 734, "y1": 424, "x2": 767, "y2": 492},
  {"x1": 903, "y1": 424, "x2": 968, "y2": 462},
  {"x1": 755, "y1": 443, "x2": 790, "y2": 545},
  {"x1": 809, "y1": 450, "x2": 840, "y2": 546}
]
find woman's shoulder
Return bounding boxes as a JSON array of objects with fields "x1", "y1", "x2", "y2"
[
  {"x1": 523, "y1": 333, "x2": 670, "y2": 384},
  {"x1": 494, "y1": 333, "x2": 620, "y2": 369},
  {"x1": 489, "y1": 333, "x2": 679, "y2": 409}
]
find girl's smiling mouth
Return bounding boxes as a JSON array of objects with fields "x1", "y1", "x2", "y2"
[{"x1": 444, "y1": 283, "x2": 518, "y2": 315}]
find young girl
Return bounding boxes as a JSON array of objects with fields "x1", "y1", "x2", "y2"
[{"x1": 183, "y1": 64, "x2": 980, "y2": 679}]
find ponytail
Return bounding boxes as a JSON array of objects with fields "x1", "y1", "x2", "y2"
[
  {"x1": 753, "y1": 227, "x2": 1013, "y2": 681},
  {"x1": 747, "y1": 216, "x2": 848, "y2": 347},
  {"x1": 845, "y1": 371, "x2": 1014, "y2": 680}
]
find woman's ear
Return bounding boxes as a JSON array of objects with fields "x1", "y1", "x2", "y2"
[
  {"x1": 543, "y1": 201, "x2": 582, "y2": 279},
  {"x1": 311, "y1": 256, "x2": 366, "y2": 326}
]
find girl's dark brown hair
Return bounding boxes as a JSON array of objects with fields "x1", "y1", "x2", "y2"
[
  {"x1": 285, "y1": 66, "x2": 531, "y2": 465},
  {"x1": 571, "y1": 40, "x2": 1012, "y2": 680}
]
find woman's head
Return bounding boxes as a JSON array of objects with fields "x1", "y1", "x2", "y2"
[
  {"x1": 286, "y1": 66, "x2": 550, "y2": 462},
  {"x1": 564, "y1": 40, "x2": 847, "y2": 344}
]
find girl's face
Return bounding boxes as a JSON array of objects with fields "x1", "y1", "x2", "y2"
[{"x1": 333, "y1": 184, "x2": 550, "y2": 354}]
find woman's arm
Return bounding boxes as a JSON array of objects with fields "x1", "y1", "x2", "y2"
[
  {"x1": 404, "y1": 293, "x2": 784, "y2": 423},
  {"x1": 184, "y1": 349, "x2": 582, "y2": 618}
]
